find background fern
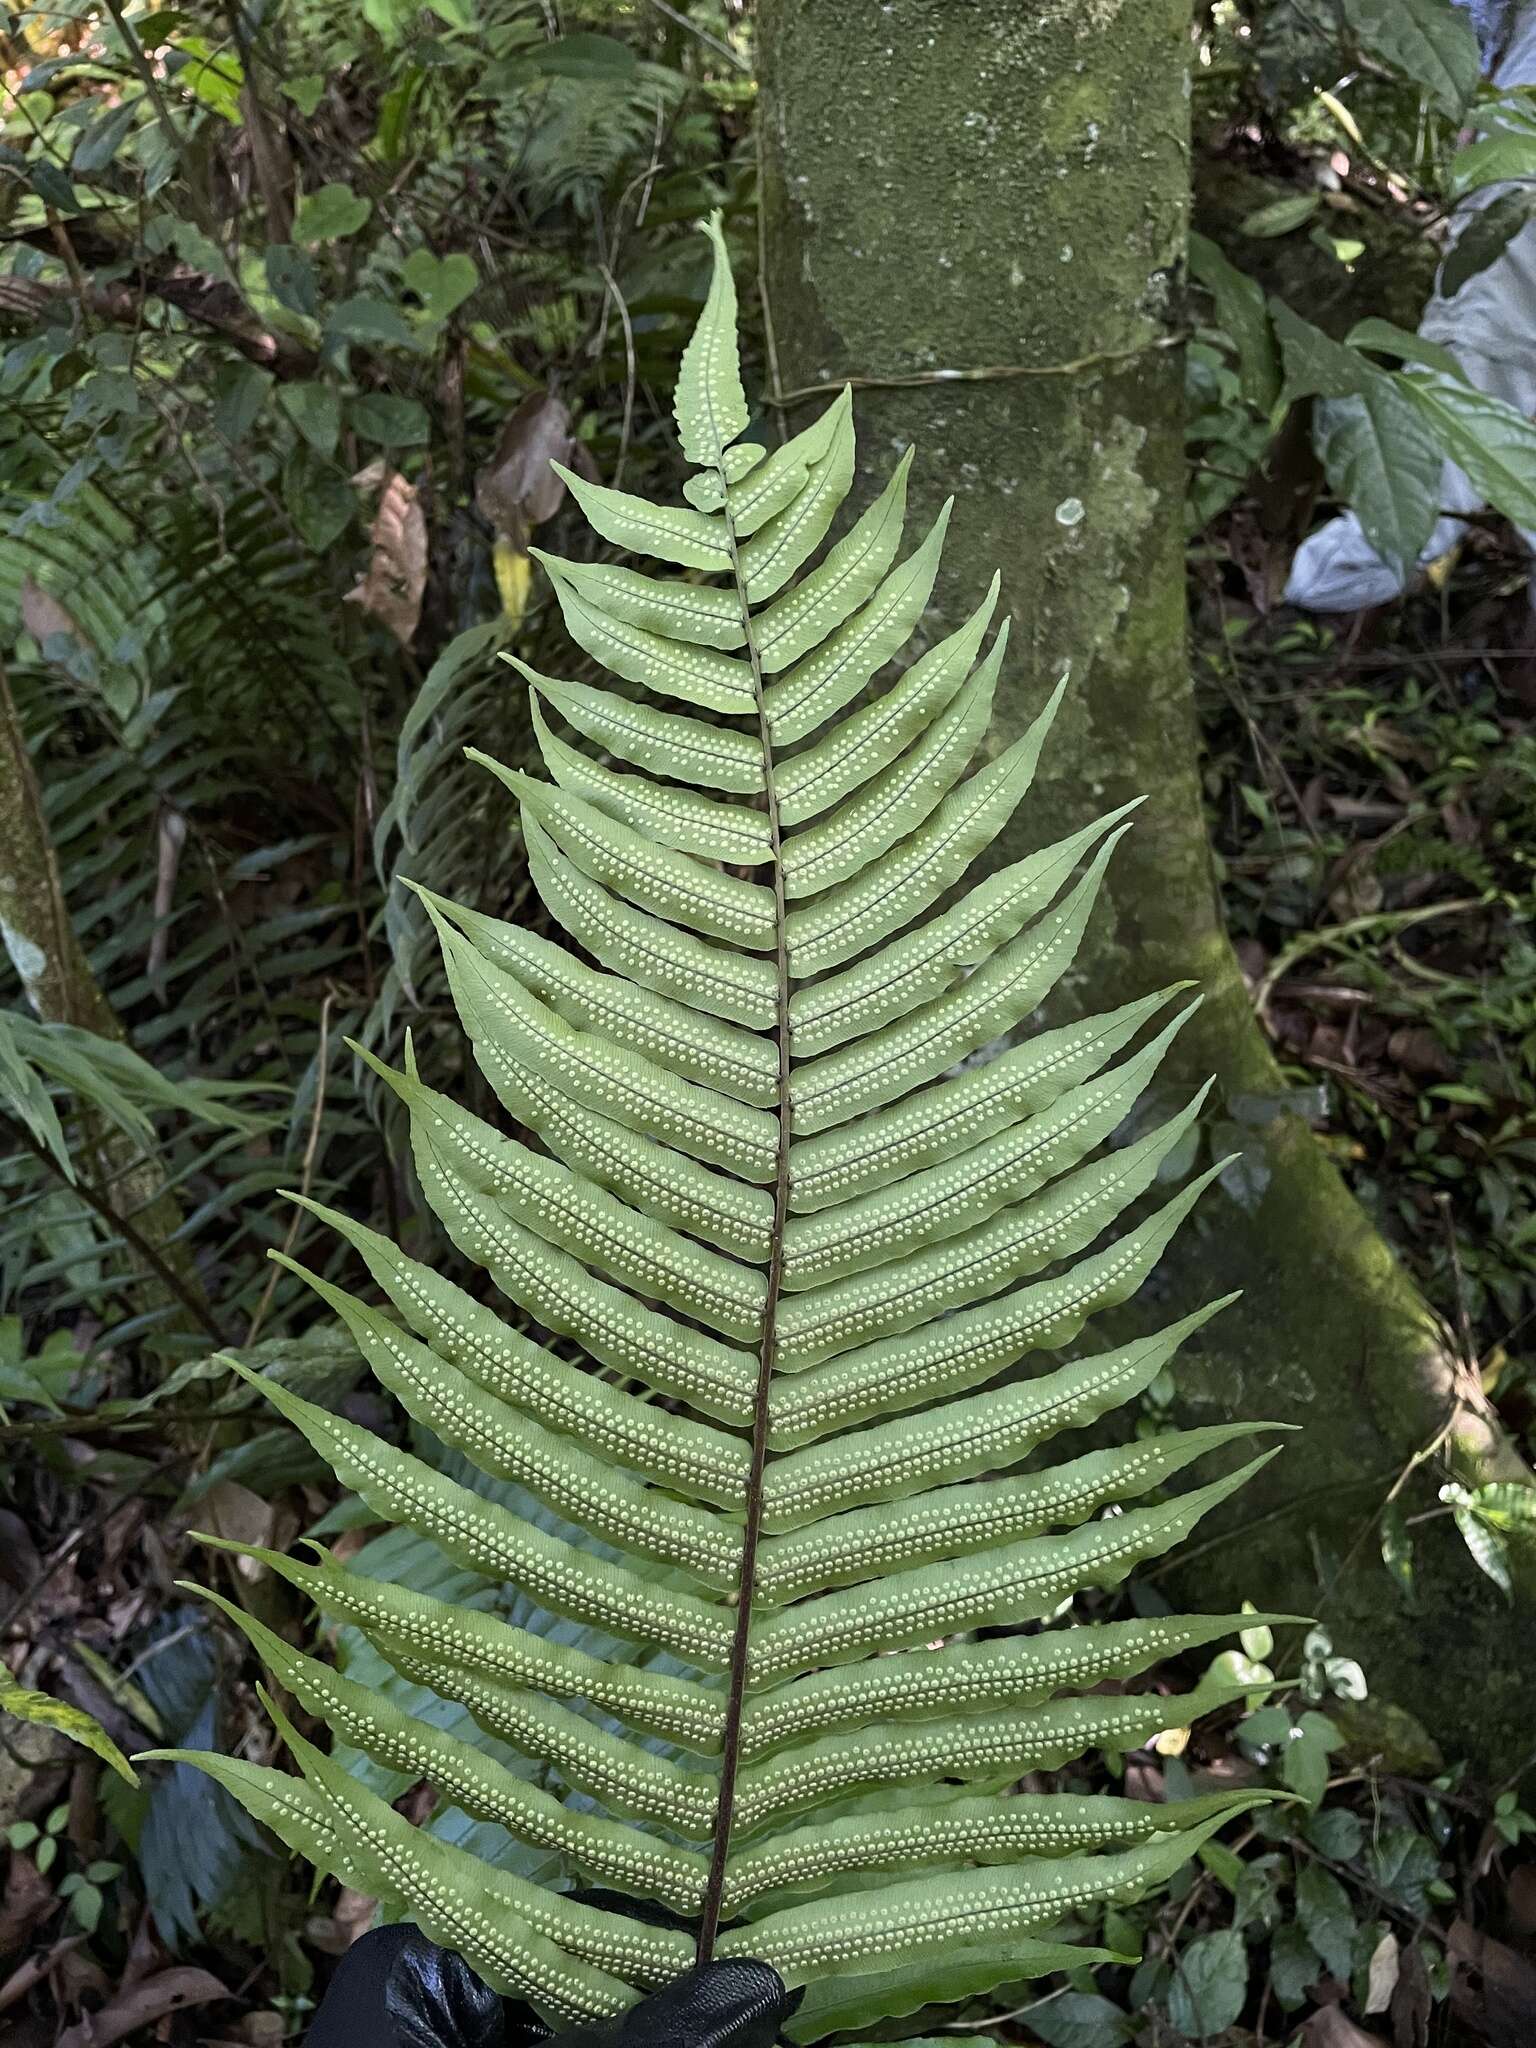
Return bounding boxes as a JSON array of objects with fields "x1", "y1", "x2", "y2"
[
  {"x1": 0, "y1": 0, "x2": 743, "y2": 1369},
  {"x1": 150, "y1": 220, "x2": 1281, "y2": 2030}
]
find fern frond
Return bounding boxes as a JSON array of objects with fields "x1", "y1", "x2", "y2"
[{"x1": 178, "y1": 215, "x2": 1281, "y2": 2029}]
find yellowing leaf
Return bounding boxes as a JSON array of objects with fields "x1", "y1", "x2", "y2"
[{"x1": 0, "y1": 1669, "x2": 140, "y2": 1786}]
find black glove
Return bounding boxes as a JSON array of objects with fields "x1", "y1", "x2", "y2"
[{"x1": 306, "y1": 1922, "x2": 793, "y2": 2048}]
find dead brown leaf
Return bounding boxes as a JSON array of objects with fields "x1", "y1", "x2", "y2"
[
  {"x1": 116, "y1": 1907, "x2": 161, "y2": 1996},
  {"x1": 305, "y1": 1883, "x2": 377, "y2": 1955},
  {"x1": 202, "y1": 2019, "x2": 284, "y2": 2048},
  {"x1": 1364, "y1": 1930, "x2": 1400, "y2": 2016},
  {"x1": 474, "y1": 391, "x2": 576, "y2": 544},
  {"x1": 18, "y1": 576, "x2": 83, "y2": 656},
  {"x1": 1120, "y1": 1758, "x2": 1163, "y2": 1803},
  {"x1": 333, "y1": 1885, "x2": 377, "y2": 1945},
  {"x1": 1302, "y1": 2006, "x2": 1387, "y2": 2046},
  {"x1": 345, "y1": 471, "x2": 427, "y2": 648},
  {"x1": 398, "y1": 1778, "x2": 436, "y2": 1827},
  {"x1": 0, "y1": 1934, "x2": 87, "y2": 2016},
  {"x1": 1448, "y1": 1916, "x2": 1536, "y2": 2048},
  {"x1": 1233, "y1": 936, "x2": 1269, "y2": 993},
  {"x1": 194, "y1": 1481, "x2": 274, "y2": 1558},
  {"x1": 0, "y1": 1854, "x2": 57, "y2": 1957},
  {"x1": 54, "y1": 1965, "x2": 228, "y2": 2048},
  {"x1": 1326, "y1": 854, "x2": 1384, "y2": 920},
  {"x1": 51, "y1": 1940, "x2": 109, "y2": 2011},
  {"x1": 1385, "y1": 1026, "x2": 1454, "y2": 1079},
  {"x1": 1390, "y1": 1937, "x2": 1432, "y2": 2048},
  {"x1": 1507, "y1": 1862, "x2": 1536, "y2": 1938},
  {"x1": 232, "y1": 2014, "x2": 286, "y2": 2045}
]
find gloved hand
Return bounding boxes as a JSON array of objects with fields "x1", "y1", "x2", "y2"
[{"x1": 305, "y1": 1922, "x2": 794, "y2": 2048}]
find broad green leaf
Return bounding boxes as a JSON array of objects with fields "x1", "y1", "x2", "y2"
[
  {"x1": 1296, "y1": 1863, "x2": 1356, "y2": 1981},
  {"x1": 283, "y1": 446, "x2": 353, "y2": 549},
  {"x1": 1240, "y1": 194, "x2": 1318, "y2": 239},
  {"x1": 1189, "y1": 232, "x2": 1279, "y2": 412},
  {"x1": 1450, "y1": 125, "x2": 1536, "y2": 197},
  {"x1": 328, "y1": 297, "x2": 415, "y2": 348},
  {"x1": 212, "y1": 361, "x2": 273, "y2": 443},
  {"x1": 1028, "y1": 1993, "x2": 1134, "y2": 2048},
  {"x1": 350, "y1": 394, "x2": 430, "y2": 446},
  {"x1": 1464, "y1": 1480, "x2": 1536, "y2": 1535},
  {"x1": 1441, "y1": 191, "x2": 1536, "y2": 297},
  {"x1": 1342, "y1": 0, "x2": 1480, "y2": 118},
  {"x1": 1399, "y1": 371, "x2": 1536, "y2": 530},
  {"x1": 1345, "y1": 317, "x2": 1465, "y2": 380},
  {"x1": 278, "y1": 381, "x2": 341, "y2": 456},
  {"x1": 402, "y1": 249, "x2": 480, "y2": 322},
  {"x1": 1313, "y1": 389, "x2": 1441, "y2": 578},
  {"x1": 172, "y1": 36, "x2": 244, "y2": 121},
  {"x1": 526, "y1": 33, "x2": 637, "y2": 80},
  {"x1": 294, "y1": 183, "x2": 373, "y2": 243},
  {"x1": 1166, "y1": 1927, "x2": 1247, "y2": 2040},
  {"x1": 786, "y1": 1944, "x2": 1122, "y2": 2043},
  {"x1": 1351, "y1": 0, "x2": 1482, "y2": 116},
  {"x1": 282, "y1": 73, "x2": 325, "y2": 116},
  {"x1": 71, "y1": 95, "x2": 143, "y2": 175},
  {"x1": 1272, "y1": 302, "x2": 1442, "y2": 572},
  {"x1": 265, "y1": 243, "x2": 319, "y2": 319}
]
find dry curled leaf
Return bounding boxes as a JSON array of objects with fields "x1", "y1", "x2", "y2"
[
  {"x1": 345, "y1": 471, "x2": 427, "y2": 647},
  {"x1": 148, "y1": 804, "x2": 187, "y2": 991},
  {"x1": 0, "y1": 1933, "x2": 88, "y2": 2017},
  {"x1": 474, "y1": 390, "x2": 584, "y2": 544},
  {"x1": 54, "y1": 1965, "x2": 227, "y2": 2048},
  {"x1": 1364, "y1": 1930, "x2": 1401, "y2": 2016},
  {"x1": 193, "y1": 1480, "x2": 276, "y2": 1579},
  {"x1": 306, "y1": 1884, "x2": 377, "y2": 1954},
  {"x1": 18, "y1": 575, "x2": 82, "y2": 654}
]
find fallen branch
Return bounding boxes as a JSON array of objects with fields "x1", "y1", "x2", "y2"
[{"x1": 0, "y1": 268, "x2": 317, "y2": 377}]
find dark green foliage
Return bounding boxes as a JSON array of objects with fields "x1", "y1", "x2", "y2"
[{"x1": 0, "y1": 1, "x2": 754, "y2": 1361}]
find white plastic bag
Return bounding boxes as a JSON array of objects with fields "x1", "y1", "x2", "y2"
[{"x1": 1284, "y1": 4, "x2": 1536, "y2": 609}]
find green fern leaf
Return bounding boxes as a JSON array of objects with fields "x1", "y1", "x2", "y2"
[{"x1": 172, "y1": 214, "x2": 1282, "y2": 2024}]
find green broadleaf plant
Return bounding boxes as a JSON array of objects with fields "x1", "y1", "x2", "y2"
[{"x1": 149, "y1": 218, "x2": 1282, "y2": 2030}]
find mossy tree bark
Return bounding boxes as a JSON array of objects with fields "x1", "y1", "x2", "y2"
[{"x1": 758, "y1": 0, "x2": 1536, "y2": 1769}]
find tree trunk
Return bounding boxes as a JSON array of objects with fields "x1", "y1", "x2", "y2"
[
  {"x1": 0, "y1": 661, "x2": 205, "y2": 1332},
  {"x1": 757, "y1": 0, "x2": 1535, "y2": 1770}
]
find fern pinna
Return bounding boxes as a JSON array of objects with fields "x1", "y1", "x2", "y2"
[{"x1": 155, "y1": 220, "x2": 1282, "y2": 2033}]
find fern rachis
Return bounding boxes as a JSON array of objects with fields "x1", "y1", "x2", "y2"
[{"x1": 153, "y1": 217, "x2": 1282, "y2": 2034}]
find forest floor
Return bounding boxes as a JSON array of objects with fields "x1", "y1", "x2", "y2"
[{"x1": 1194, "y1": 524, "x2": 1536, "y2": 1484}]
